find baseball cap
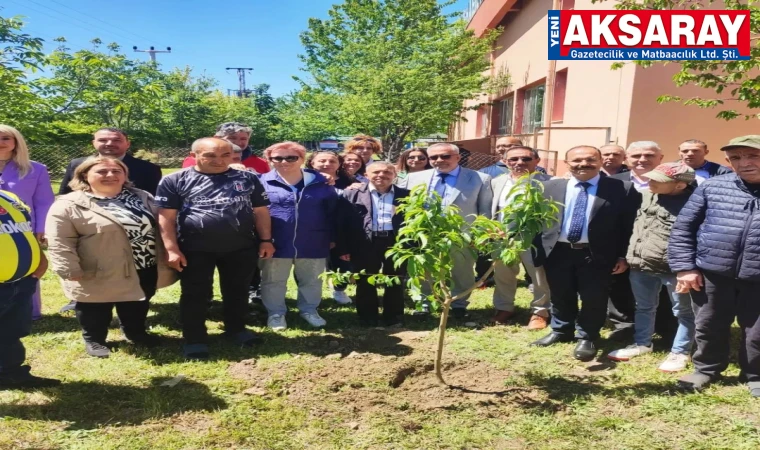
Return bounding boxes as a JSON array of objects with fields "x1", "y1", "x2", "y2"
[
  {"x1": 643, "y1": 162, "x2": 695, "y2": 183},
  {"x1": 720, "y1": 135, "x2": 760, "y2": 152}
]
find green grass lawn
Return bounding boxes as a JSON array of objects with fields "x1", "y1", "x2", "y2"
[{"x1": 1, "y1": 270, "x2": 759, "y2": 449}]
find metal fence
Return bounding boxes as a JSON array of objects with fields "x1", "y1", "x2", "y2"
[
  {"x1": 29, "y1": 145, "x2": 552, "y2": 180},
  {"x1": 29, "y1": 146, "x2": 192, "y2": 178}
]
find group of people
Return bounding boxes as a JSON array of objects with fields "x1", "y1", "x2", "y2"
[{"x1": 1, "y1": 121, "x2": 759, "y2": 399}]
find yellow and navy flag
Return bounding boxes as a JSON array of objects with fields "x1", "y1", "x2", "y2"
[{"x1": 0, "y1": 190, "x2": 40, "y2": 283}]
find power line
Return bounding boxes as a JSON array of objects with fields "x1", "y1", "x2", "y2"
[
  {"x1": 14, "y1": 0, "x2": 145, "y2": 46},
  {"x1": 133, "y1": 45, "x2": 172, "y2": 62},
  {"x1": 46, "y1": 0, "x2": 164, "y2": 45}
]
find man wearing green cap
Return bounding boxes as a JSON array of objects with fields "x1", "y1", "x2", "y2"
[
  {"x1": 669, "y1": 135, "x2": 760, "y2": 397},
  {"x1": 608, "y1": 162, "x2": 696, "y2": 372}
]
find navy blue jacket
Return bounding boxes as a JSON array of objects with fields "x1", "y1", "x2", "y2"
[
  {"x1": 260, "y1": 169, "x2": 339, "y2": 259},
  {"x1": 700, "y1": 161, "x2": 733, "y2": 178},
  {"x1": 669, "y1": 173, "x2": 760, "y2": 281}
]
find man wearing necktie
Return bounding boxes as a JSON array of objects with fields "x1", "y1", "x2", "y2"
[
  {"x1": 405, "y1": 143, "x2": 493, "y2": 318},
  {"x1": 531, "y1": 146, "x2": 641, "y2": 361}
]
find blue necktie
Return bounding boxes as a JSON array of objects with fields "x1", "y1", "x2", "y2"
[
  {"x1": 435, "y1": 173, "x2": 449, "y2": 201},
  {"x1": 567, "y1": 181, "x2": 591, "y2": 244}
]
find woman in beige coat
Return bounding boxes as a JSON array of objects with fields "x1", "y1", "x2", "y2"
[{"x1": 46, "y1": 156, "x2": 175, "y2": 358}]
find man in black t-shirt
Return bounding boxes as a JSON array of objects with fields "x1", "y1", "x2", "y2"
[{"x1": 156, "y1": 137, "x2": 274, "y2": 360}]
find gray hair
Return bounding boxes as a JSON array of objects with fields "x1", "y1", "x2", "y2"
[
  {"x1": 365, "y1": 161, "x2": 397, "y2": 173},
  {"x1": 504, "y1": 145, "x2": 540, "y2": 160},
  {"x1": 215, "y1": 122, "x2": 252, "y2": 137},
  {"x1": 428, "y1": 143, "x2": 460, "y2": 154},
  {"x1": 230, "y1": 143, "x2": 243, "y2": 153},
  {"x1": 627, "y1": 141, "x2": 661, "y2": 154}
]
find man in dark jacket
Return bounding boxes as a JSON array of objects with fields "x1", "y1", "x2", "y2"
[
  {"x1": 59, "y1": 128, "x2": 162, "y2": 195},
  {"x1": 340, "y1": 162, "x2": 409, "y2": 327},
  {"x1": 677, "y1": 139, "x2": 732, "y2": 185},
  {"x1": 531, "y1": 146, "x2": 640, "y2": 362},
  {"x1": 670, "y1": 135, "x2": 760, "y2": 396}
]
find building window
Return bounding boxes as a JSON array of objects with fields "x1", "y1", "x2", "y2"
[
  {"x1": 552, "y1": 70, "x2": 567, "y2": 122},
  {"x1": 496, "y1": 96, "x2": 514, "y2": 135},
  {"x1": 521, "y1": 85, "x2": 545, "y2": 134}
]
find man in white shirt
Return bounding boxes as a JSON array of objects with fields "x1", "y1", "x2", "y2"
[{"x1": 339, "y1": 163, "x2": 410, "y2": 327}]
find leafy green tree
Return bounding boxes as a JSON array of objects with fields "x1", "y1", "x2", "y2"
[
  {"x1": 600, "y1": 0, "x2": 760, "y2": 120},
  {"x1": 35, "y1": 40, "x2": 167, "y2": 136},
  {"x1": 298, "y1": 0, "x2": 498, "y2": 158},
  {"x1": 0, "y1": 13, "x2": 46, "y2": 134},
  {"x1": 326, "y1": 178, "x2": 559, "y2": 385}
]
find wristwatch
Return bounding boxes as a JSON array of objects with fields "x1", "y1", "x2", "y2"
[{"x1": 260, "y1": 238, "x2": 274, "y2": 243}]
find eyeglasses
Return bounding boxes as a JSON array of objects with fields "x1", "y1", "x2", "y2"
[
  {"x1": 407, "y1": 155, "x2": 427, "y2": 160},
  {"x1": 269, "y1": 156, "x2": 300, "y2": 163},
  {"x1": 429, "y1": 154, "x2": 454, "y2": 161},
  {"x1": 507, "y1": 157, "x2": 534, "y2": 163},
  {"x1": 353, "y1": 146, "x2": 373, "y2": 151}
]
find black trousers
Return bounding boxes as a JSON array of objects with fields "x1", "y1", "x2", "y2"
[
  {"x1": 690, "y1": 271, "x2": 760, "y2": 381},
  {"x1": 545, "y1": 244, "x2": 612, "y2": 340},
  {"x1": 475, "y1": 253, "x2": 493, "y2": 280},
  {"x1": 180, "y1": 247, "x2": 257, "y2": 345},
  {"x1": 353, "y1": 236, "x2": 405, "y2": 322},
  {"x1": 608, "y1": 270, "x2": 636, "y2": 330},
  {"x1": 75, "y1": 267, "x2": 158, "y2": 343}
]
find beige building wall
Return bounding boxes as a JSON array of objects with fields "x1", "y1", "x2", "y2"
[
  {"x1": 628, "y1": 63, "x2": 759, "y2": 164},
  {"x1": 454, "y1": 0, "x2": 759, "y2": 173}
]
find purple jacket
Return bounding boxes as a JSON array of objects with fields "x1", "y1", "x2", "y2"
[
  {"x1": 1, "y1": 161, "x2": 55, "y2": 232},
  {"x1": 260, "y1": 169, "x2": 339, "y2": 259}
]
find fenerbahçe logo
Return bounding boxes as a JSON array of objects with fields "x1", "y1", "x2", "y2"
[{"x1": 548, "y1": 10, "x2": 751, "y2": 61}]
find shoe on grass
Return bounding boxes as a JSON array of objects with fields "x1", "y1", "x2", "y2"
[
  {"x1": 126, "y1": 332, "x2": 161, "y2": 348},
  {"x1": 85, "y1": 341, "x2": 111, "y2": 358},
  {"x1": 0, "y1": 374, "x2": 61, "y2": 390},
  {"x1": 607, "y1": 344, "x2": 653, "y2": 361},
  {"x1": 677, "y1": 371, "x2": 715, "y2": 392},
  {"x1": 300, "y1": 312, "x2": 327, "y2": 328},
  {"x1": 333, "y1": 290, "x2": 352, "y2": 305},
  {"x1": 183, "y1": 343, "x2": 209, "y2": 360},
  {"x1": 748, "y1": 381, "x2": 760, "y2": 398},
  {"x1": 224, "y1": 329, "x2": 261, "y2": 347},
  {"x1": 59, "y1": 300, "x2": 76, "y2": 314},
  {"x1": 267, "y1": 314, "x2": 287, "y2": 331},
  {"x1": 658, "y1": 352, "x2": 690, "y2": 373}
]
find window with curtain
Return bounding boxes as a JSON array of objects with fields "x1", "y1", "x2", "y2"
[
  {"x1": 497, "y1": 96, "x2": 514, "y2": 135},
  {"x1": 521, "y1": 85, "x2": 545, "y2": 134}
]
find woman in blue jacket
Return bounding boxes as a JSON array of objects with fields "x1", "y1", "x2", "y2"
[{"x1": 259, "y1": 142, "x2": 339, "y2": 330}]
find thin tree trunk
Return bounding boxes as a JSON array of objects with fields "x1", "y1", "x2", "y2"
[{"x1": 435, "y1": 295, "x2": 453, "y2": 385}]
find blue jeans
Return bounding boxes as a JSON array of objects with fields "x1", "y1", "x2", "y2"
[
  {"x1": 0, "y1": 276, "x2": 36, "y2": 379},
  {"x1": 629, "y1": 270, "x2": 695, "y2": 354}
]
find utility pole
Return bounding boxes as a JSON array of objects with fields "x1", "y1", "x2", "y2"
[
  {"x1": 133, "y1": 46, "x2": 172, "y2": 62},
  {"x1": 226, "y1": 67, "x2": 253, "y2": 97}
]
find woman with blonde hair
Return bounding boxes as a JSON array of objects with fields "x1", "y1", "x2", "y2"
[
  {"x1": 46, "y1": 156, "x2": 176, "y2": 357},
  {"x1": 0, "y1": 125, "x2": 55, "y2": 320},
  {"x1": 345, "y1": 134, "x2": 382, "y2": 168}
]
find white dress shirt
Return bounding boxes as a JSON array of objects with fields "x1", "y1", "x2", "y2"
[{"x1": 558, "y1": 174, "x2": 601, "y2": 244}]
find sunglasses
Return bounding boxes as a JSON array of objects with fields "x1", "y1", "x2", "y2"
[
  {"x1": 507, "y1": 157, "x2": 534, "y2": 162},
  {"x1": 269, "y1": 156, "x2": 300, "y2": 163},
  {"x1": 407, "y1": 155, "x2": 428, "y2": 160},
  {"x1": 429, "y1": 154, "x2": 454, "y2": 161}
]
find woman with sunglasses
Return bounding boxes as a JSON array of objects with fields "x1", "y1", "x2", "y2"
[
  {"x1": 341, "y1": 152, "x2": 369, "y2": 183},
  {"x1": 259, "y1": 142, "x2": 340, "y2": 330},
  {"x1": 395, "y1": 148, "x2": 431, "y2": 188}
]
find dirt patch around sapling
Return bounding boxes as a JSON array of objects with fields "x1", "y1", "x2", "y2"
[{"x1": 229, "y1": 328, "x2": 548, "y2": 424}]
